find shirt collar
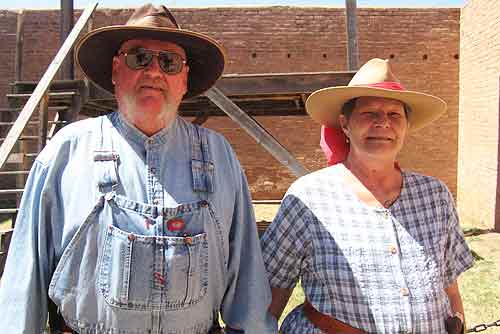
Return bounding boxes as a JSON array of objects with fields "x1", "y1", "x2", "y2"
[{"x1": 111, "y1": 111, "x2": 178, "y2": 148}]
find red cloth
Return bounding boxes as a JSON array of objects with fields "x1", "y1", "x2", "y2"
[
  {"x1": 359, "y1": 81, "x2": 405, "y2": 91},
  {"x1": 320, "y1": 125, "x2": 349, "y2": 166}
]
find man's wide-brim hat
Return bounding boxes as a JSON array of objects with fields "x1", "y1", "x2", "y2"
[
  {"x1": 75, "y1": 4, "x2": 226, "y2": 99},
  {"x1": 305, "y1": 58, "x2": 447, "y2": 131}
]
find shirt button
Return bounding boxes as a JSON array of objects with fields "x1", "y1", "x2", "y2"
[
  {"x1": 400, "y1": 287, "x2": 409, "y2": 296},
  {"x1": 383, "y1": 210, "x2": 390, "y2": 219},
  {"x1": 389, "y1": 245, "x2": 398, "y2": 255}
]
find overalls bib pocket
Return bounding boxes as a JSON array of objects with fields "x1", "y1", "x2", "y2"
[{"x1": 98, "y1": 196, "x2": 210, "y2": 311}]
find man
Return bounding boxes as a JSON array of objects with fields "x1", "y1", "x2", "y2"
[
  {"x1": 0, "y1": 5, "x2": 276, "y2": 333},
  {"x1": 261, "y1": 59, "x2": 473, "y2": 334}
]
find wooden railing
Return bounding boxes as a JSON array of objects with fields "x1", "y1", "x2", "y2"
[{"x1": 0, "y1": 1, "x2": 98, "y2": 170}]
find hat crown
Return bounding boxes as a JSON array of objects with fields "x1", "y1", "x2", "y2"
[
  {"x1": 348, "y1": 58, "x2": 400, "y2": 86},
  {"x1": 126, "y1": 4, "x2": 179, "y2": 29}
]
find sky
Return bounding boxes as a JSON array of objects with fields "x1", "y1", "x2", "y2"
[{"x1": 2, "y1": 0, "x2": 466, "y2": 10}]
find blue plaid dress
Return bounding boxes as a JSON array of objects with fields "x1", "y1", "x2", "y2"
[{"x1": 261, "y1": 165, "x2": 474, "y2": 334}]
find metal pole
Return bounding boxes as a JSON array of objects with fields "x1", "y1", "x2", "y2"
[
  {"x1": 345, "y1": 0, "x2": 359, "y2": 71},
  {"x1": 60, "y1": 0, "x2": 74, "y2": 79},
  {"x1": 14, "y1": 10, "x2": 24, "y2": 82}
]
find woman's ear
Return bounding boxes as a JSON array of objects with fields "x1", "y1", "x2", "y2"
[{"x1": 338, "y1": 114, "x2": 349, "y2": 136}]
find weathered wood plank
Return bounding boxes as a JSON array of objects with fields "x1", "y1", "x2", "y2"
[
  {"x1": 345, "y1": 0, "x2": 359, "y2": 70},
  {"x1": 205, "y1": 86, "x2": 309, "y2": 177},
  {"x1": 38, "y1": 93, "x2": 49, "y2": 152},
  {"x1": 14, "y1": 11, "x2": 24, "y2": 82}
]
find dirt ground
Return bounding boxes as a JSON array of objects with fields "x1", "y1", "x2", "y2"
[{"x1": 253, "y1": 204, "x2": 280, "y2": 222}]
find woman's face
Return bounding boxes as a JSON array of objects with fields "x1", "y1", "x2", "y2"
[{"x1": 339, "y1": 96, "x2": 409, "y2": 161}]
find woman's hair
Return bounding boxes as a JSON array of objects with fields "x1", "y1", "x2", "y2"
[{"x1": 341, "y1": 97, "x2": 412, "y2": 120}]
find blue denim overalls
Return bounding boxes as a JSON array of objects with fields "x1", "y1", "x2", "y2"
[{"x1": 48, "y1": 117, "x2": 223, "y2": 333}]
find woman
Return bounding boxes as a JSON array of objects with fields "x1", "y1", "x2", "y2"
[{"x1": 261, "y1": 58, "x2": 473, "y2": 334}]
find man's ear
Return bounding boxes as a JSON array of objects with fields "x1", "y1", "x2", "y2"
[{"x1": 111, "y1": 56, "x2": 120, "y2": 85}]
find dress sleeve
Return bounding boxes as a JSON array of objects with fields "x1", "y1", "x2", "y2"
[
  {"x1": 261, "y1": 190, "x2": 311, "y2": 289},
  {"x1": 442, "y1": 185, "x2": 474, "y2": 287},
  {"x1": 0, "y1": 160, "x2": 54, "y2": 333}
]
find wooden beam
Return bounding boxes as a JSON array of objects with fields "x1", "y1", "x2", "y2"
[
  {"x1": 60, "y1": 0, "x2": 75, "y2": 80},
  {"x1": 205, "y1": 86, "x2": 309, "y2": 177},
  {"x1": 217, "y1": 71, "x2": 355, "y2": 96},
  {"x1": 87, "y1": 71, "x2": 355, "y2": 101},
  {"x1": 14, "y1": 10, "x2": 24, "y2": 82},
  {"x1": 0, "y1": 1, "x2": 98, "y2": 170},
  {"x1": 345, "y1": 0, "x2": 359, "y2": 71},
  {"x1": 38, "y1": 93, "x2": 49, "y2": 152}
]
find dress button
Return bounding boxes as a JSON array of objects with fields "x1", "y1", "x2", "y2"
[
  {"x1": 400, "y1": 287, "x2": 409, "y2": 296},
  {"x1": 389, "y1": 245, "x2": 398, "y2": 254}
]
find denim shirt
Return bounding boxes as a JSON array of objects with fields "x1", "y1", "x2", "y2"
[{"x1": 0, "y1": 112, "x2": 277, "y2": 334}]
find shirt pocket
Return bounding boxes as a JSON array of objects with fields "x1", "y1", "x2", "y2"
[{"x1": 98, "y1": 200, "x2": 209, "y2": 311}]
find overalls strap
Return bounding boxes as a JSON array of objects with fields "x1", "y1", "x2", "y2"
[
  {"x1": 93, "y1": 115, "x2": 120, "y2": 195},
  {"x1": 189, "y1": 123, "x2": 215, "y2": 197}
]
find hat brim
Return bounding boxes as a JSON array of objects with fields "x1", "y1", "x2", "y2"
[
  {"x1": 305, "y1": 86, "x2": 447, "y2": 131},
  {"x1": 75, "y1": 26, "x2": 226, "y2": 99}
]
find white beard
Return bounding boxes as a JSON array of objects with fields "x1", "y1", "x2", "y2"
[{"x1": 118, "y1": 94, "x2": 179, "y2": 134}]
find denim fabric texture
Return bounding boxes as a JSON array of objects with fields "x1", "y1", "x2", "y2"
[{"x1": 0, "y1": 112, "x2": 277, "y2": 334}]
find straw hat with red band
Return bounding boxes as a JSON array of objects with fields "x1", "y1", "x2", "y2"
[
  {"x1": 305, "y1": 58, "x2": 447, "y2": 131},
  {"x1": 75, "y1": 4, "x2": 226, "y2": 99}
]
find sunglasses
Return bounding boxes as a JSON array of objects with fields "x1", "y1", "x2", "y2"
[{"x1": 118, "y1": 48, "x2": 187, "y2": 75}]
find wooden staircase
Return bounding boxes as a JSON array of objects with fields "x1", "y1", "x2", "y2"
[
  {"x1": 0, "y1": 1, "x2": 98, "y2": 278},
  {"x1": 0, "y1": 80, "x2": 84, "y2": 276}
]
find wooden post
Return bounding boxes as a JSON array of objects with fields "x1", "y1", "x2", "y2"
[
  {"x1": 14, "y1": 10, "x2": 24, "y2": 83},
  {"x1": 38, "y1": 93, "x2": 49, "y2": 152},
  {"x1": 205, "y1": 86, "x2": 309, "y2": 177},
  {"x1": 60, "y1": 0, "x2": 74, "y2": 80},
  {"x1": 345, "y1": 0, "x2": 359, "y2": 71}
]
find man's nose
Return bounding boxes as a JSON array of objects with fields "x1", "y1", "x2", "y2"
[{"x1": 144, "y1": 55, "x2": 162, "y2": 76}]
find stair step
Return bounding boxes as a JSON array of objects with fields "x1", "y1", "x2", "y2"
[
  {"x1": 0, "y1": 106, "x2": 69, "y2": 113},
  {"x1": 6, "y1": 153, "x2": 25, "y2": 164},
  {"x1": 0, "y1": 209, "x2": 18, "y2": 214},
  {"x1": 0, "y1": 135, "x2": 39, "y2": 142},
  {"x1": 3, "y1": 153, "x2": 38, "y2": 164},
  {"x1": 0, "y1": 120, "x2": 67, "y2": 127},
  {"x1": 6, "y1": 91, "x2": 77, "y2": 99},
  {"x1": 0, "y1": 189, "x2": 24, "y2": 195},
  {"x1": 0, "y1": 171, "x2": 29, "y2": 176}
]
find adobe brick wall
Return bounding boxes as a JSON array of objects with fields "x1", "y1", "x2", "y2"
[
  {"x1": 459, "y1": 0, "x2": 500, "y2": 231},
  {"x1": 0, "y1": 7, "x2": 460, "y2": 201}
]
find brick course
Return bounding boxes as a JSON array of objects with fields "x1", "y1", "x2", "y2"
[{"x1": 0, "y1": 7, "x2": 460, "y2": 201}]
